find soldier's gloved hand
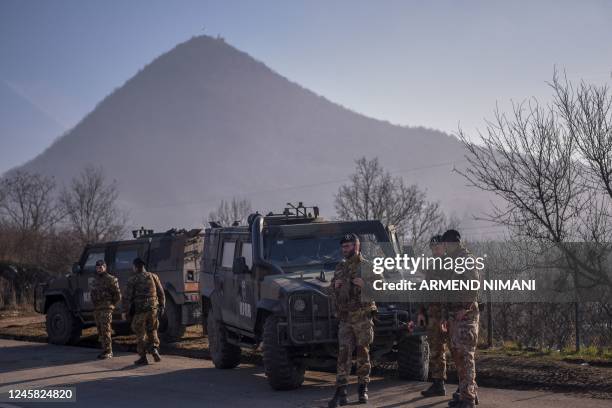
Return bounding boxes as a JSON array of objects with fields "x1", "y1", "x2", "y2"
[
  {"x1": 352, "y1": 277, "x2": 364, "y2": 288},
  {"x1": 406, "y1": 320, "x2": 415, "y2": 334},
  {"x1": 440, "y1": 320, "x2": 448, "y2": 333}
]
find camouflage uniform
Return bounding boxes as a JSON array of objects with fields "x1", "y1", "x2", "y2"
[
  {"x1": 424, "y1": 258, "x2": 451, "y2": 381},
  {"x1": 446, "y1": 245, "x2": 480, "y2": 403},
  {"x1": 427, "y1": 303, "x2": 449, "y2": 380},
  {"x1": 125, "y1": 269, "x2": 165, "y2": 357},
  {"x1": 90, "y1": 271, "x2": 121, "y2": 354},
  {"x1": 330, "y1": 253, "x2": 377, "y2": 386}
]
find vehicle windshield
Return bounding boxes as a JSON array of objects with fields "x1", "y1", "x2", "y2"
[{"x1": 264, "y1": 233, "x2": 388, "y2": 268}]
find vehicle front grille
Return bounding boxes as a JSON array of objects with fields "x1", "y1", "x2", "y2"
[{"x1": 288, "y1": 292, "x2": 335, "y2": 343}]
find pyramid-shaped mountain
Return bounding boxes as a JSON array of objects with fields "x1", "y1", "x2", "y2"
[{"x1": 14, "y1": 35, "x2": 493, "y2": 231}]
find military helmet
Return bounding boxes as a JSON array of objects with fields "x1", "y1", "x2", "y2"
[
  {"x1": 429, "y1": 234, "x2": 443, "y2": 245},
  {"x1": 441, "y1": 229, "x2": 461, "y2": 243},
  {"x1": 132, "y1": 257, "x2": 146, "y2": 267},
  {"x1": 340, "y1": 233, "x2": 360, "y2": 244}
]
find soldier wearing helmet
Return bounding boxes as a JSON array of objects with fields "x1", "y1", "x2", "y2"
[
  {"x1": 125, "y1": 257, "x2": 166, "y2": 365},
  {"x1": 328, "y1": 233, "x2": 377, "y2": 407},
  {"x1": 442, "y1": 229, "x2": 480, "y2": 408},
  {"x1": 90, "y1": 259, "x2": 121, "y2": 359}
]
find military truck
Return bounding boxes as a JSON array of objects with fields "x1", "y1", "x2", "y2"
[
  {"x1": 200, "y1": 204, "x2": 429, "y2": 390},
  {"x1": 35, "y1": 227, "x2": 204, "y2": 345}
]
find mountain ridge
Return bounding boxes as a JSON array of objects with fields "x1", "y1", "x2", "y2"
[{"x1": 11, "y1": 35, "x2": 494, "y2": 234}]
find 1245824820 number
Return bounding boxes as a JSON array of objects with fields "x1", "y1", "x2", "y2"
[{"x1": 7, "y1": 388, "x2": 75, "y2": 401}]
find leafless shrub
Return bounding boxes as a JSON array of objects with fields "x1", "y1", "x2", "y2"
[
  {"x1": 335, "y1": 157, "x2": 447, "y2": 251},
  {"x1": 60, "y1": 165, "x2": 127, "y2": 244},
  {"x1": 208, "y1": 197, "x2": 252, "y2": 226}
]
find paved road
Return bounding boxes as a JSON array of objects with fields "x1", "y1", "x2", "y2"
[{"x1": 0, "y1": 339, "x2": 608, "y2": 408}]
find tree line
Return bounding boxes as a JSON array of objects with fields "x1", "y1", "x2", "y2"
[{"x1": 0, "y1": 166, "x2": 126, "y2": 308}]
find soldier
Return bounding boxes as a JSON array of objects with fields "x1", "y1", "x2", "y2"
[
  {"x1": 421, "y1": 234, "x2": 450, "y2": 397},
  {"x1": 442, "y1": 229, "x2": 480, "y2": 408},
  {"x1": 125, "y1": 257, "x2": 165, "y2": 365},
  {"x1": 328, "y1": 233, "x2": 376, "y2": 407},
  {"x1": 91, "y1": 259, "x2": 121, "y2": 359}
]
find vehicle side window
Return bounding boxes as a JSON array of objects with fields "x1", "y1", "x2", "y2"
[
  {"x1": 114, "y1": 249, "x2": 139, "y2": 270},
  {"x1": 241, "y1": 243, "x2": 253, "y2": 269},
  {"x1": 83, "y1": 251, "x2": 105, "y2": 272},
  {"x1": 221, "y1": 241, "x2": 236, "y2": 269}
]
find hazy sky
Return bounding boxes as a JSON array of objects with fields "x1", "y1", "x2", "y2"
[{"x1": 1, "y1": 0, "x2": 612, "y2": 174}]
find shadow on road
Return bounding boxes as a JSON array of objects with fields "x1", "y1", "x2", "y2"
[{"x1": 0, "y1": 343, "x2": 101, "y2": 373}]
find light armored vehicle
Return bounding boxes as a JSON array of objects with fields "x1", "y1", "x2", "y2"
[
  {"x1": 35, "y1": 228, "x2": 203, "y2": 344},
  {"x1": 201, "y1": 204, "x2": 429, "y2": 390}
]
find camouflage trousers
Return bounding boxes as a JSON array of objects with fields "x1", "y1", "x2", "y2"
[
  {"x1": 449, "y1": 305, "x2": 479, "y2": 402},
  {"x1": 131, "y1": 309, "x2": 160, "y2": 357},
  {"x1": 336, "y1": 311, "x2": 374, "y2": 386},
  {"x1": 427, "y1": 304, "x2": 449, "y2": 380},
  {"x1": 94, "y1": 309, "x2": 113, "y2": 353}
]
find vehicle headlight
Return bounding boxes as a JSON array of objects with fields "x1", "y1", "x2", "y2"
[{"x1": 293, "y1": 298, "x2": 307, "y2": 313}]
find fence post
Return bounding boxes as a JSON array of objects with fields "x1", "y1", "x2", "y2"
[
  {"x1": 575, "y1": 302, "x2": 580, "y2": 352},
  {"x1": 485, "y1": 266, "x2": 493, "y2": 348}
]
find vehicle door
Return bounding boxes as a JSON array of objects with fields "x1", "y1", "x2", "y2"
[
  {"x1": 234, "y1": 235, "x2": 256, "y2": 330},
  {"x1": 217, "y1": 233, "x2": 239, "y2": 326}
]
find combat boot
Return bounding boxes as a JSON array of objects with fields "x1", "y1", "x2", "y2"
[
  {"x1": 451, "y1": 389, "x2": 478, "y2": 405},
  {"x1": 328, "y1": 385, "x2": 348, "y2": 407},
  {"x1": 151, "y1": 348, "x2": 162, "y2": 362},
  {"x1": 421, "y1": 379, "x2": 446, "y2": 397},
  {"x1": 134, "y1": 355, "x2": 149, "y2": 365},
  {"x1": 97, "y1": 351, "x2": 112, "y2": 359},
  {"x1": 358, "y1": 383, "x2": 368, "y2": 403}
]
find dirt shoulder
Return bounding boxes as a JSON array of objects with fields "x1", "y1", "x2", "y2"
[{"x1": 1, "y1": 314, "x2": 610, "y2": 400}]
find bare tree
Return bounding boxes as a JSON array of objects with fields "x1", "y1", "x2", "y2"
[
  {"x1": 60, "y1": 165, "x2": 127, "y2": 244},
  {"x1": 335, "y1": 157, "x2": 445, "y2": 248},
  {"x1": 553, "y1": 72, "x2": 612, "y2": 200},
  {"x1": 457, "y1": 72, "x2": 612, "y2": 300},
  {"x1": 0, "y1": 170, "x2": 62, "y2": 234},
  {"x1": 208, "y1": 197, "x2": 252, "y2": 226},
  {"x1": 457, "y1": 100, "x2": 585, "y2": 243}
]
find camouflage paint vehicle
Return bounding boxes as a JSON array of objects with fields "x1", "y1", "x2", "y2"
[
  {"x1": 201, "y1": 204, "x2": 429, "y2": 390},
  {"x1": 35, "y1": 228, "x2": 203, "y2": 345}
]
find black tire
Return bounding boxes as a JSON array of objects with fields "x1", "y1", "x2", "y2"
[
  {"x1": 398, "y1": 335, "x2": 430, "y2": 381},
  {"x1": 46, "y1": 301, "x2": 82, "y2": 345},
  {"x1": 160, "y1": 299, "x2": 186, "y2": 342},
  {"x1": 262, "y1": 315, "x2": 305, "y2": 390},
  {"x1": 207, "y1": 311, "x2": 241, "y2": 369}
]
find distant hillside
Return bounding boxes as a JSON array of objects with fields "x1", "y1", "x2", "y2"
[
  {"x1": 0, "y1": 81, "x2": 65, "y2": 174},
  {"x1": 12, "y1": 35, "x2": 497, "y2": 235}
]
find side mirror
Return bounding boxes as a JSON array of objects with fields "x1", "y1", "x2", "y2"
[
  {"x1": 232, "y1": 257, "x2": 250, "y2": 274},
  {"x1": 72, "y1": 262, "x2": 82, "y2": 274}
]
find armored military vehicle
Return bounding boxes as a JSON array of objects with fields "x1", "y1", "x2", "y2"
[
  {"x1": 201, "y1": 203, "x2": 429, "y2": 390},
  {"x1": 35, "y1": 227, "x2": 203, "y2": 345}
]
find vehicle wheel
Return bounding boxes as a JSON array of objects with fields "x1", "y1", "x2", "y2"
[
  {"x1": 160, "y1": 299, "x2": 186, "y2": 342},
  {"x1": 46, "y1": 301, "x2": 82, "y2": 345},
  {"x1": 207, "y1": 311, "x2": 241, "y2": 369},
  {"x1": 263, "y1": 315, "x2": 305, "y2": 390},
  {"x1": 397, "y1": 335, "x2": 429, "y2": 381}
]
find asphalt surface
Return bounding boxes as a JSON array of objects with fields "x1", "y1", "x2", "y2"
[{"x1": 0, "y1": 339, "x2": 609, "y2": 408}]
